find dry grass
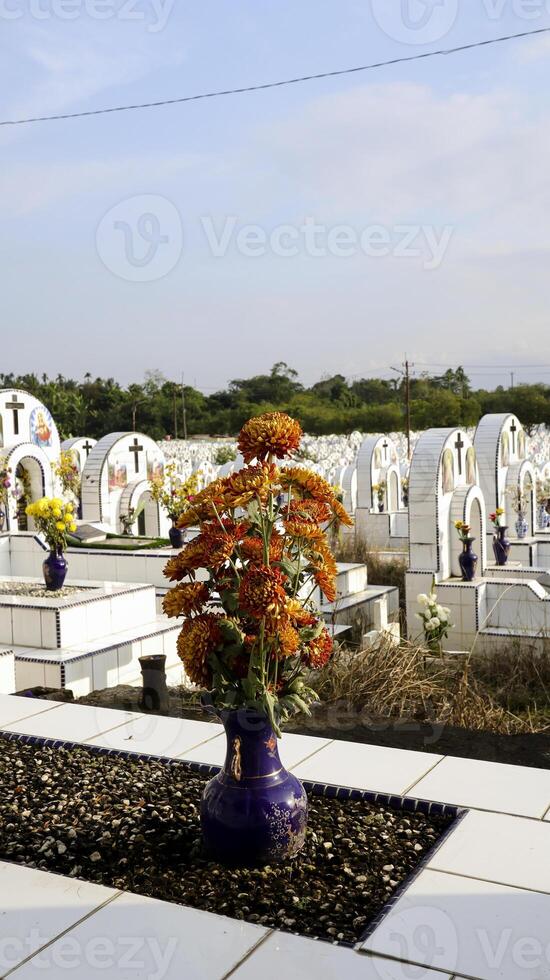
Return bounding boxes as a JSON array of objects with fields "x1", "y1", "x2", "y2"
[{"x1": 310, "y1": 636, "x2": 549, "y2": 736}]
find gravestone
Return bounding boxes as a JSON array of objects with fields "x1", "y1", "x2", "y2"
[
  {"x1": 61, "y1": 437, "x2": 97, "y2": 474},
  {"x1": 354, "y1": 434, "x2": 405, "y2": 549},
  {"x1": 80, "y1": 432, "x2": 169, "y2": 537},
  {"x1": 474, "y1": 414, "x2": 537, "y2": 541},
  {"x1": 0, "y1": 389, "x2": 59, "y2": 531}
]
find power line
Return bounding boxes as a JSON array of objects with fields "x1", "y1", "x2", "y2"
[{"x1": 2, "y1": 25, "x2": 550, "y2": 128}]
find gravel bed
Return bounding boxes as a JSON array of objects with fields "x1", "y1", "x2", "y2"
[
  {"x1": 0, "y1": 582, "x2": 90, "y2": 598},
  {"x1": 0, "y1": 739, "x2": 453, "y2": 943}
]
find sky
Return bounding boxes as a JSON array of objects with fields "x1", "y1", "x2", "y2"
[{"x1": 2, "y1": 0, "x2": 550, "y2": 393}]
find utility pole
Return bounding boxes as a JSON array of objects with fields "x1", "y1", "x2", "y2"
[
  {"x1": 173, "y1": 387, "x2": 178, "y2": 439},
  {"x1": 510, "y1": 371, "x2": 515, "y2": 390},
  {"x1": 390, "y1": 356, "x2": 414, "y2": 460},
  {"x1": 181, "y1": 373, "x2": 188, "y2": 440}
]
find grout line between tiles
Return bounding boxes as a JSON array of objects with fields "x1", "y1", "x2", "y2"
[
  {"x1": 428, "y1": 865, "x2": 550, "y2": 898},
  {"x1": 3, "y1": 890, "x2": 122, "y2": 978},
  {"x1": 401, "y1": 755, "x2": 446, "y2": 796},
  {"x1": 0, "y1": 701, "x2": 66, "y2": 727},
  {"x1": 287, "y1": 739, "x2": 335, "y2": 771},
  {"x1": 357, "y1": 948, "x2": 479, "y2": 980},
  {"x1": 219, "y1": 928, "x2": 276, "y2": 980}
]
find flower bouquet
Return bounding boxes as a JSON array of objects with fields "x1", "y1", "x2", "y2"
[
  {"x1": 0, "y1": 459, "x2": 12, "y2": 530},
  {"x1": 416, "y1": 586, "x2": 453, "y2": 655},
  {"x1": 372, "y1": 481, "x2": 386, "y2": 512},
  {"x1": 149, "y1": 462, "x2": 200, "y2": 547},
  {"x1": 163, "y1": 412, "x2": 353, "y2": 863},
  {"x1": 490, "y1": 507, "x2": 510, "y2": 565},
  {"x1": 52, "y1": 451, "x2": 81, "y2": 506},
  {"x1": 453, "y1": 521, "x2": 478, "y2": 581},
  {"x1": 25, "y1": 497, "x2": 77, "y2": 591}
]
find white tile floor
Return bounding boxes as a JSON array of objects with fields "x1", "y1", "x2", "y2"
[
  {"x1": 0, "y1": 701, "x2": 139, "y2": 743},
  {"x1": 85, "y1": 713, "x2": 222, "y2": 757},
  {"x1": 409, "y1": 755, "x2": 550, "y2": 818},
  {"x1": 2, "y1": 700, "x2": 550, "y2": 980},
  {"x1": 291, "y1": 739, "x2": 443, "y2": 795},
  {"x1": 8, "y1": 889, "x2": 268, "y2": 980},
  {"x1": 0, "y1": 862, "x2": 116, "y2": 976},
  {"x1": 0, "y1": 693, "x2": 63, "y2": 727},
  {"x1": 362, "y1": 868, "x2": 550, "y2": 980}
]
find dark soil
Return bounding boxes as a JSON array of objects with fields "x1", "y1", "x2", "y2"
[
  {"x1": 64, "y1": 685, "x2": 550, "y2": 770},
  {"x1": 0, "y1": 737, "x2": 453, "y2": 945}
]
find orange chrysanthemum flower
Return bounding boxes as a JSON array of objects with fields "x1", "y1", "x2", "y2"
[
  {"x1": 238, "y1": 412, "x2": 303, "y2": 464},
  {"x1": 280, "y1": 466, "x2": 336, "y2": 504},
  {"x1": 176, "y1": 478, "x2": 228, "y2": 529},
  {"x1": 176, "y1": 613, "x2": 223, "y2": 686},
  {"x1": 274, "y1": 620, "x2": 300, "y2": 658},
  {"x1": 199, "y1": 519, "x2": 248, "y2": 567},
  {"x1": 285, "y1": 598, "x2": 317, "y2": 627},
  {"x1": 239, "y1": 565, "x2": 287, "y2": 620},
  {"x1": 332, "y1": 498, "x2": 354, "y2": 528},
  {"x1": 308, "y1": 538, "x2": 338, "y2": 603},
  {"x1": 302, "y1": 626, "x2": 333, "y2": 669},
  {"x1": 283, "y1": 516, "x2": 325, "y2": 541},
  {"x1": 163, "y1": 582, "x2": 209, "y2": 618},
  {"x1": 288, "y1": 499, "x2": 332, "y2": 524},
  {"x1": 222, "y1": 464, "x2": 278, "y2": 510},
  {"x1": 240, "y1": 533, "x2": 284, "y2": 564},
  {"x1": 164, "y1": 537, "x2": 209, "y2": 581}
]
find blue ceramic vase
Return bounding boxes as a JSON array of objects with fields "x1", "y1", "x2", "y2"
[
  {"x1": 493, "y1": 526, "x2": 511, "y2": 566},
  {"x1": 42, "y1": 550, "x2": 68, "y2": 591},
  {"x1": 459, "y1": 537, "x2": 478, "y2": 582},
  {"x1": 515, "y1": 513, "x2": 528, "y2": 540},
  {"x1": 201, "y1": 708, "x2": 308, "y2": 865},
  {"x1": 168, "y1": 524, "x2": 185, "y2": 549}
]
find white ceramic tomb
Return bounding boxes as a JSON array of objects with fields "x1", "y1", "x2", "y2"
[
  {"x1": 0, "y1": 389, "x2": 59, "y2": 532},
  {"x1": 354, "y1": 435, "x2": 408, "y2": 550},
  {"x1": 61, "y1": 436, "x2": 97, "y2": 475},
  {"x1": 406, "y1": 426, "x2": 550, "y2": 653},
  {"x1": 81, "y1": 432, "x2": 170, "y2": 538}
]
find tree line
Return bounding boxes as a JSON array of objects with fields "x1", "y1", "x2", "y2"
[{"x1": 1, "y1": 363, "x2": 549, "y2": 441}]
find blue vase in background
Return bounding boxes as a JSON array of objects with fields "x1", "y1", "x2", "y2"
[
  {"x1": 493, "y1": 526, "x2": 511, "y2": 566},
  {"x1": 515, "y1": 512, "x2": 528, "y2": 540},
  {"x1": 42, "y1": 549, "x2": 68, "y2": 591},
  {"x1": 201, "y1": 708, "x2": 308, "y2": 865},
  {"x1": 168, "y1": 524, "x2": 185, "y2": 548},
  {"x1": 459, "y1": 537, "x2": 478, "y2": 582}
]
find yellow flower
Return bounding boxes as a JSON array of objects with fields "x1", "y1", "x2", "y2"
[
  {"x1": 55, "y1": 521, "x2": 66, "y2": 531},
  {"x1": 496, "y1": 507, "x2": 505, "y2": 516},
  {"x1": 69, "y1": 523, "x2": 77, "y2": 532},
  {"x1": 53, "y1": 508, "x2": 62, "y2": 519}
]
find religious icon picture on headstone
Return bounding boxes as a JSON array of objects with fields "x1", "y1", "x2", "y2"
[
  {"x1": 374, "y1": 447, "x2": 382, "y2": 468},
  {"x1": 518, "y1": 429, "x2": 526, "y2": 460},
  {"x1": 108, "y1": 460, "x2": 128, "y2": 490},
  {"x1": 501, "y1": 431, "x2": 510, "y2": 467},
  {"x1": 30, "y1": 406, "x2": 53, "y2": 448},
  {"x1": 147, "y1": 454, "x2": 164, "y2": 482},
  {"x1": 466, "y1": 447, "x2": 477, "y2": 485},
  {"x1": 442, "y1": 449, "x2": 455, "y2": 495}
]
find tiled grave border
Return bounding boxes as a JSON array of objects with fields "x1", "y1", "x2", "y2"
[{"x1": 0, "y1": 728, "x2": 467, "y2": 950}]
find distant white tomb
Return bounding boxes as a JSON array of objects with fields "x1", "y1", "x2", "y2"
[
  {"x1": 81, "y1": 432, "x2": 170, "y2": 537},
  {"x1": 0, "y1": 389, "x2": 59, "y2": 531},
  {"x1": 61, "y1": 436, "x2": 97, "y2": 474},
  {"x1": 406, "y1": 423, "x2": 550, "y2": 653},
  {"x1": 354, "y1": 434, "x2": 408, "y2": 550}
]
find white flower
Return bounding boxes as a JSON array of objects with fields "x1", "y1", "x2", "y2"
[
  {"x1": 427, "y1": 617, "x2": 441, "y2": 630},
  {"x1": 417, "y1": 594, "x2": 429, "y2": 606},
  {"x1": 436, "y1": 605, "x2": 448, "y2": 622}
]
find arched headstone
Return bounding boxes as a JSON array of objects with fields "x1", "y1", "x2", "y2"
[
  {"x1": 474, "y1": 414, "x2": 537, "y2": 539},
  {"x1": 61, "y1": 437, "x2": 97, "y2": 474}
]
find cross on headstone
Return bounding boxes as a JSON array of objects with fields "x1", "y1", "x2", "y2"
[
  {"x1": 5, "y1": 394, "x2": 25, "y2": 436},
  {"x1": 129, "y1": 438, "x2": 144, "y2": 473},
  {"x1": 382, "y1": 440, "x2": 389, "y2": 463},
  {"x1": 510, "y1": 419, "x2": 517, "y2": 455},
  {"x1": 454, "y1": 433, "x2": 465, "y2": 476},
  {"x1": 82, "y1": 440, "x2": 93, "y2": 458}
]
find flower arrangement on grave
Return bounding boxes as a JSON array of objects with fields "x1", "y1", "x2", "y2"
[
  {"x1": 214, "y1": 445, "x2": 237, "y2": 467},
  {"x1": 372, "y1": 481, "x2": 386, "y2": 512},
  {"x1": 52, "y1": 451, "x2": 81, "y2": 504},
  {"x1": 0, "y1": 459, "x2": 12, "y2": 529},
  {"x1": 149, "y1": 463, "x2": 200, "y2": 547},
  {"x1": 453, "y1": 521, "x2": 478, "y2": 581},
  {"x1": 505, "y1": 485, "x2": 530, "y2": 540},
  {"x1": 401, "y1": 477, "x2": 409, "y2": 508},
  {"x1": 536, "y1": 478, "x2": 550, "y2": 530},
  {"x1": 25, "y1": 497, "x2": 76, "y2": 591},
  {"x1": 489, "y1": 507, "x2": 510, "y2": 566},
  {"x1": 163, "y1": 411, "x2": 353, "y2": 864},
  {"x1": 416, "y1": 584, "x2": 453, "y2": 654}
]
